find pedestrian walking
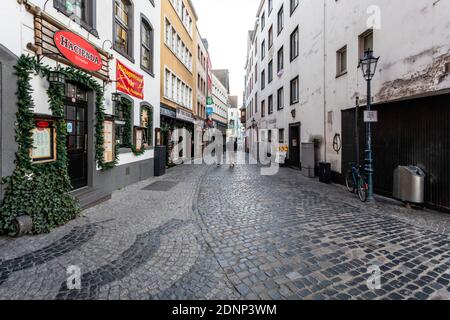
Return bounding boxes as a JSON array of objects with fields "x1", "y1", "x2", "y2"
[{"x1": 228, "y1": 137, "x2": 238, "y2": 168}]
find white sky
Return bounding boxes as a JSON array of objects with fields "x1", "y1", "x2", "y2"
[{"x1": 192, "y1": 0, "x2": 261, "y2": 106}]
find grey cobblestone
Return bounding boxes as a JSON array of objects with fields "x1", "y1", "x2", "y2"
[{"x1": 0, "y1": 162, "x2": 449, "y2": 300}]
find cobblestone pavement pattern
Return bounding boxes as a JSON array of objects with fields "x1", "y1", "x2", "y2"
[{"x1": 0, "y1": 157, "x2": 449, "y2": 300}]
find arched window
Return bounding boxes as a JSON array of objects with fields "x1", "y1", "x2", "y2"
[
  {"x1": 141, "y1": 16, "x2": 154, "y2": 75},
  {"x1": 114, "y1": 0, "x2": 133, "y2": 59}
]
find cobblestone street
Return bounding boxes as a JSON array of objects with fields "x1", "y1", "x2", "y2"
[{"x1": 0, "y1": 161, "x2": 449, "y2": 300}]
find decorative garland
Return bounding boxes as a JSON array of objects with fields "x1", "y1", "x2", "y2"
[
  {"x1": 0, "y1": 55, "x2": 116, "y2": 235},
  {"x1": 119, "y1": 97, "x2": 146, "y2": 156}
]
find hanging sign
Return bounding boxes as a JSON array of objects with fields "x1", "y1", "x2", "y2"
[
  {"x1": 206, "y1": 106, "x2": 214, "y2": 116},
  {"x1": 364, "y1": 111, "x2": 378, "y2": 123},
  {"x1": 54, "y1": 31, "x2": 103, "y2": 72},
  {"x1": 116, "y1": 60, "x2": 144, "y2": 100}
]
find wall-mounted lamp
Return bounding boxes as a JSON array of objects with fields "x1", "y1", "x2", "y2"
[{"x1": 48, "y1": 70, "x2": 65, "y2": 85}]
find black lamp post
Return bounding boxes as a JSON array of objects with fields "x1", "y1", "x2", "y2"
[
  {"x1": 48, "y1": 70, "x2": 66, "y2": 86},
  {"x1": 359, "y1": 49, "x2": 379, "y2": 201}
]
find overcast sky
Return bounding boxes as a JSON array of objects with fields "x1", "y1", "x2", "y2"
[{"x1": 192, "y1": 0, "x2": 261, "y2": 106}]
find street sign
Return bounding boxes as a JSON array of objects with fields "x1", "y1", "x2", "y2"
[{"x1": 364, "y1": 111, "x2": 378, "y2": 123}]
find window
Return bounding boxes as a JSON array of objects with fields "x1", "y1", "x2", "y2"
[
  {"x1": 290, "y1": 76, "x2": 299, "y2": 104},
  {"x1": 114, "y1": 97, "x2": 132, "y2": 148},
  {"x1": 255, "y1": 93, "x2": 258, "y2": 113},
  {"x1": 140, "y1": 105, "x2": 154, "y2": 148},
  {"x1": 261, "y1": 39, "x2": 266, "y2": 60},
  {"x1": 277, "y1": 87, "x2": 284, "y2": 110},
  {"x1": 277, "y1": 5, "x2": 284, "y2": 34},
  {"x1": 141, "y1": 17, "x2": 154, "y2": 75},
  {"x1": 261, "y1": 100, "x2": 265, "y2": 118},
  {"x1": 54, "y1": 0, "x2": 96, "y2": 32},
  {"x1": 261, "y1": 12, "x2": 265, "y2": 31},
  {"x1": 268, "y1": 0, "x2": 273, "y2": 14},
  {"x1": 114, "y1": 0, "x2": 133, "y2": 59},
  {"x1": 337, "y1": 46, "x2": 347, "y2": 76},
  {"x1": 359, "y1": 30, "x2": 374, "y2": 59},
  {"x1": 261, "y1": 69, "x2": 265, "y2": 90},
  {"x1": 279, "y1": 129, "x2": 285, "y2": 143},
  {"x1": 255, "y1": 63, "x2": 258, "y2": 83},
  {"x1": 290, "y1": 0, "x2": 299, "y2": 15},
  {"x1": 268, "y1": 95, "x2": 273, "y2": 114},
  {"x1": 268, "y1": 25, "x2": 273, "y2": 49},
  {"x1": 268, "y1": 60, "x2": 273, "y2": 83},
  {"x1": 290, "y1": 26, "x2": 299, "y2": 61},
  {"x1": 277, "y1": 46, "x2": 284, "y2": 72}
]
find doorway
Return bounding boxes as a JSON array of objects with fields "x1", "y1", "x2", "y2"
[
  {"x1": 65, "y1": 83, "x2": 88, "y2": 190},
  {"x1": 289, "y1": 123, "x2": 301, "y2": 169}
]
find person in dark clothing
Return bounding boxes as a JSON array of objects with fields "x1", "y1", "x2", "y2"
[{"x1": 228, "y1": 137, "x2": 238, "y2": 168}]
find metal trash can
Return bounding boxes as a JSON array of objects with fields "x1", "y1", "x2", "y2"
[
  {"x1": 319, "y1": 162, "x2": 332, "y2": 184},
  {"x1": 154, "y1": 145, "x2": 166, "y2": 177},
  {"x1": 393, "y1": 166, "x2": 425, "y2": 204}
]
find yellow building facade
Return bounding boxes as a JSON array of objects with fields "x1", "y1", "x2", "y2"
[{"x1": 160, "y1": 0, "x2": 198, "y2": 119}]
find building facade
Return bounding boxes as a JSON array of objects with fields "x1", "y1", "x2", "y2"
[
  {"x1": 160, "y1": 0, "x2": 198, "y2": 164},
  {"x1": 244, "y1": 0, "x2": 450, "y2": 211},
  {"x1": 227, "y1": 96, "x2": 241, "y2": 140},
  {"x1": 0, "y1": 0, "x2": 160, "y2": 211},
  {"x1": 211, "y1": 70, "x2": 229, "y2": 135}
]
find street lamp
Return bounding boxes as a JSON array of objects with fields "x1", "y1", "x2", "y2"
[{"x1": 359, "y1": 49, "x2": 380, "y2": 201}]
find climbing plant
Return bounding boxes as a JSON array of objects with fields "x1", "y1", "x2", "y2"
[{"x1": 0, "y1": 55, "x2": 116, "y2": 235}]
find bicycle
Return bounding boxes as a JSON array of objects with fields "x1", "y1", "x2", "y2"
[{"x1": 345, "y1": 162, "x2": 369, "y2": 202}]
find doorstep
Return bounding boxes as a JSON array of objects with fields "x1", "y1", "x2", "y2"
[{"x1": 70, "y1": 187, "x2": 112, "y2": 210}]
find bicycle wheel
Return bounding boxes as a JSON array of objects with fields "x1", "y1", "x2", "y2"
[
  {"x1": 358, "y1": 175, "x2": 369, "y2": 202},
  {"x1": 345, "y1": 170, "x2": 355, "y2": 193}
]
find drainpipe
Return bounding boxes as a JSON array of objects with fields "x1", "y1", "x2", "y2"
[{"x1": 323, "y1": 0, "x2": 327, "y2": 163}]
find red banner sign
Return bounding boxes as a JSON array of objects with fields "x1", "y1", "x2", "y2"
[
  {"x1": 54, "y1": 31, "x2": 102, "y2": 72},
  {"x1": 116, "y1": 60, "x2": 144, "y2": 100}
]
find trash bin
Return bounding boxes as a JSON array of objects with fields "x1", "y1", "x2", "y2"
[
  {"x1": 393, "y1": 166, "x2": 425, "y2": 204},
  {"x1": 154, "y1": 145, "x2": 166, "y2": 177},
  {"x1": 319, "y1": 162, "x2": 331, "y2": 184}
]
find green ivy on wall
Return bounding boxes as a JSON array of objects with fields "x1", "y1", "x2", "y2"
[{"x1": 0, "y1": 55, "x2": 117, "y2": 235}]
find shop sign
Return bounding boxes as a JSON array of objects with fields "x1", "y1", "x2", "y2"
[
  {"x1": 54, "y1": 31, "x2": 102, "y2": 72},
  {"x1": 177, "y1": 109, "x2": 194, "y2": 123},
  {"x1": 161, "y1": 106, "x2": 176, "y2": 118},
  {"x1": 206, "y1": 106, "x2": 214, "y2": 115},
  {"x1": 116, "y1": 60, "x2": 144, "y2": 99},
  {"x1": 206, "y1": 97, "x2": 214, "y2": 105}
]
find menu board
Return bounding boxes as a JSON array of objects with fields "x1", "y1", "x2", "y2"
[
  {"x1": 31, "y1": 122, "x2": 56, "y2": 163},
  {"x1": 134, "y1": 127, "x2": 144, "y2": 152},
  {"x1": 103, "y1": 120, "x2": 115, "y2": 163}
]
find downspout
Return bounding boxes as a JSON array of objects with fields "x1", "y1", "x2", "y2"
[{"x1": 323, "y1": 0, "x2": 327, "y2": 163}]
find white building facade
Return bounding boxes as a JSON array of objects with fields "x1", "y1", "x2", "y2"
[
  {"x1": 0, "y1": 0, "x2": 161, "y2": 207},
  {"x1": 211, "y1": 72, "x2": 229, "y2": 134},
  {"x1": 244, "y1": 0, "x2": 450, "y2": 211}
]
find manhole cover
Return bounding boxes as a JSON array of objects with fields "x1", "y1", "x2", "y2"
[{"x1": 142, "y1": 181, "x2": 179, "y2": 191}]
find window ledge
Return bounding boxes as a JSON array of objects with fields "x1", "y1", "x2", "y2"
[
  {"x1": 113, "y1": 47, "x2": 135, "y2": 64},
  {"x1": 336, "y1": 71, "x2": 348, "y2": 79},
  {"x1": 118, "y1": 147, "x2": 132, "y2": 154}
]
